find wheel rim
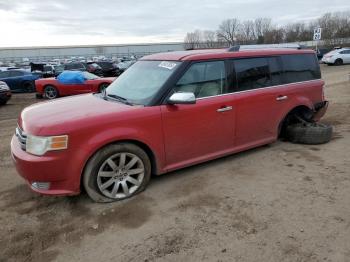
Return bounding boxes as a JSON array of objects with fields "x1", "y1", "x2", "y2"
[
  {"x1": 97, "y1": 153, "x2": 145, "y2": 199},
  {"x1": 45, "y1": 86, "x2": 57, "y2": 99}
]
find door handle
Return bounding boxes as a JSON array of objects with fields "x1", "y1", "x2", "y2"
[
  {"x1": 217, "y1": 106, "x2": 233, "y2": 112},
  {"x1": 276, "y1": 95, "x2": 288, "y2": 101}
]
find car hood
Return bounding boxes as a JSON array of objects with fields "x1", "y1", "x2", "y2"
[
  {"x1": 20, "y1": 94, "x2": 139, "y2": 135},
  {"x1": 99, "y1": 77, "x2": 116, "y2": 82}
]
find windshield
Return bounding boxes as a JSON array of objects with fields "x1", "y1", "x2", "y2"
[
  {"x1": 82, "y1": 71, "x2": 100, "y2": 80},
  {"x1": 106, "y1": 60, "x2": 181, "y2": 105}
]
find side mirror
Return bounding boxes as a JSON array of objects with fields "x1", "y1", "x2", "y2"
[{"x1": 168, "y1": 92, "x2": 196, "y2": 105}]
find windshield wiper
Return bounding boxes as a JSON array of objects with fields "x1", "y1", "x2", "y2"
[{"x1": 105, "y1": 93, "x2": 134, "y2": 105}]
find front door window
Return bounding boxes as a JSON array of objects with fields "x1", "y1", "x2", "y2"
[{"x1": 175, "y1": 61, "x2": 227, "y2": 98}]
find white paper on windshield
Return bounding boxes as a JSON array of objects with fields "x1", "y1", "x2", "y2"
[{"x1": 158, "y1": 61, "x2": 177, "y2": 70}]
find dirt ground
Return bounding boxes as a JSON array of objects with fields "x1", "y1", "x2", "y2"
[{"x1": 0, "y1": 64, "x2": 349, "y2": 262}]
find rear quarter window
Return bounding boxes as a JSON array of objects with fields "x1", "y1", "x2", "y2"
[
  {"x1": 0, "y1": 71, "x2": 10, "y2": 78},
  {"x1": 9, "y1": 71, "x2": 24, "y2": 77},
  {"x1": 281, "y1": 54, "x2": 321, "y2": 83}
]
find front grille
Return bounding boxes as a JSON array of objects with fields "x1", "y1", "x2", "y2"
[{"x1": 15, "y1": 126, "x2": 27, "y2": 151}]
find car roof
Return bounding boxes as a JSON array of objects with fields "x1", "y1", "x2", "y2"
[
  {"x1": 3, "y1": 69, "x2": 28, "y2": 73},
  {"x1": 141, "y1": 48, "x2": 316, "y2": 61}
]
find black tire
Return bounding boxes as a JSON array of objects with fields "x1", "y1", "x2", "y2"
[
  {"x1": 0, "y1": 99, "x2": 7, "y2": 105},
  {"x1": 44, "y1": 85, "x2": 59, "y2": 99},
  {"x1": 83, "y1": 143, "x2": 151, "y2": 203},
  {"x1": 23, "y1": 81, "x2": 35, "y2": 92},
  {"x1": 286, "y1": 122, "x2": 333, "y2": 145},
  {"x1": 98, "y1": 83, "x2": 109, "y2": 93},
  {"x1": 35, "y1": 93, "x2": 43, "y2": 99},
  {"x1": 334, "y1": 59, "x2": 343, "y2": 66}
]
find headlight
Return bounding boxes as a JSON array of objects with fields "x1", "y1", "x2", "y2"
[
  {"x1": 0, "y1": 82, "x2": 9, "y2": 91},
  {"x1": 26, "y1": 134, "x2": 68, "y2": 156}
]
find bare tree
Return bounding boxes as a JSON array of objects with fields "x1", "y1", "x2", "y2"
[
  {"x1": 239, "y1": 20, "x2": 255, "y2": 44},
  {"x1": 217, "y1": 18, "x2": 240, "y2": 46},
  {"x1": 184, "y1": 30, "x2": 201, "y2": 50},
  {"x1": 284, "y1": 22, "x2": 312, "y2": 42},
  {"x1": 202, "y1": 30, "x2": 218, "y2": 48},
  {"x1": 264, "y1": 28, "x2": 285, "y2": 44},
  {"x1": 318, "y1": 11, "x2": 350, "y2": 46},
  {"x1": 253, "y1": 18, "x2": 272, "y2": 43},
  {"x1": 183, "y1": 11, "x2": 350, "y2": 49}
]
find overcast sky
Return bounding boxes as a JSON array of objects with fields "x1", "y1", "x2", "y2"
[{"x1": 0, "y1": 0, "x2": 349, "y2": 47}]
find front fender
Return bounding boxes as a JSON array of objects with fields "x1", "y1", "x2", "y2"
[{"x1": 75, "y1": 125, "x2": 165, "y2": 177}]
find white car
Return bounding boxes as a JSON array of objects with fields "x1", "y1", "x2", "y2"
[{"x1": 322, "y1": 48, "x2": 350, "y2": 65}]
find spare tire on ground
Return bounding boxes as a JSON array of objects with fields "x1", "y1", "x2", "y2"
[{"x1": 286, "y1": 122, "x2": 333, "y2": 145}]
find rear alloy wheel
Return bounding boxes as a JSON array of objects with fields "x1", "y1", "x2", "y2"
[
  {"x1": 334, "y1": 59, "x2": 343, "y2": 66},
  {"x1": 44, "y1": 85, "x2": 59, "y2": 99},
  {"x1": 99, "y1": 83, "x2": 109, "y2": 93},
  {"x1": 286, "y1": 122, "x2": 333, "y2": 145},
  {"x1": 23, "y1": 81, "x2": 35, "y2": 92},
  {"x1": 83, "y1": 143, "x2": 151, "y2": 202}
]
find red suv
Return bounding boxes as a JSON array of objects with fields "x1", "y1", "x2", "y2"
[{"x1": 11, "y1": 48, "x2": 329, "y2": 202}]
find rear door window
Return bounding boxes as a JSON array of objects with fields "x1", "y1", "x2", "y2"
[{"x1": 233, "y1": 58, "x2": 271, "y2": 91}]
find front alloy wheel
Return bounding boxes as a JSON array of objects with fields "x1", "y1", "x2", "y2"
[
  {"x1": 83, "y1": 143, "x2": 151, "y2": 202},
  {"x1": 97, "y1": 153, "x2": 145, "y2": 199}
]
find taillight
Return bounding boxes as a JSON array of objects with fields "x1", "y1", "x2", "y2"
[{"x1": 322, "y1": 84, "x2": 325, "y2": 101}]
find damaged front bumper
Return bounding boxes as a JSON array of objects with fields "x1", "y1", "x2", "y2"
[{"x1": 313, "y1": 101, "x2": 329, "y2": 122}]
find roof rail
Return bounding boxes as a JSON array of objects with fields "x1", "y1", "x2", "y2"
[{"x1": 228, "y1": 43, "x2": 302, "y2": 52}]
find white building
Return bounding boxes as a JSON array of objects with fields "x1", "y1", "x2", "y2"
[{"x1": 0, "y1": 42, "x2": 185, "y2": 63}]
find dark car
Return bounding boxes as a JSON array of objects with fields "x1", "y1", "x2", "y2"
[
  {"x1": 0, "y1": 81, "x2": 12, "y2": 105},
  {"x1": 96, "y1": 61, "x2": 121, "y2": 77},
  {"x1": 316, "y1": 48, "x2": 332, "y2": 60},
  {"x1": 54, "y1": 65, "x2": 65, "y2": 76},
  {"x1": 63, "y1": 62, "x2": 103, "y2": 76},
  {"x1": 64, "y1": 62, "x2": 86, "y2": 71},
  {"x1": 84, "y1": 62, "x2": 104, "y2": 76},
  {"x1": 0, "y1": 69, "x2": 41, "y2": 92},
  {"x1": 30, "y1": 62, "x2": 55, "y2": 78}
]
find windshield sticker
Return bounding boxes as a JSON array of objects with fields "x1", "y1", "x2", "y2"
[{"x1": 158, "y1": 61, "x2": 177, "y2": 70}]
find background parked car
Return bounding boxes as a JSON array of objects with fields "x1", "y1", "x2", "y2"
[
  {"x1": 63, "y1": 62, "x2": 103, "y2": 76},
  {"x1": 0, "y1": 69, "x2": 41, "y2": 92},
  {"x1": 316, "y1": 48, "x2": 332, "y2": 60},
  {"x1": 84, "y1": 62, "x2": 104, "y2": 76},
  {"x1": 64, "y1": 62, "x2": 86, "y2": 71},
  {"x1": 116, "y1": 58, "x2": 136, "y2": 73},
  {"x1": 0, "y1": 67, "x2": 20, "y2": 72},
  {"x1": 322, "y1": 48, "x2": 350, "y2": 65},
  {"x1": 30, "y1": 62, "x2": 55, "y2": 78},
  {"x1": 96, "y1": 61, "x2": 121, "y2": 76},
  {"x1": 54, "y1": 65, "x2": 64, "y2": 76},
  {"x1": 0, "y1": 81, "x2": 11, "y2": 105},
  {"x1": 35, "y1": 70, "x2": 115, "y2": 99}
]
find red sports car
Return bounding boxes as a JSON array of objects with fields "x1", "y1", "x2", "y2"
[{"x1": 35, "y1": 71, "x2": 116, "y2": 99}]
